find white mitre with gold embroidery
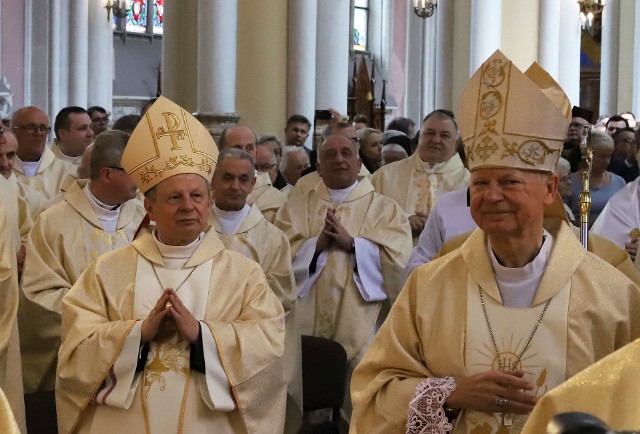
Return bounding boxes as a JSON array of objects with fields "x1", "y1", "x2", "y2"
[
  {"x1": 459, "y1": 50, "x2": 570, "y2": 173},
  {"x1": 121, "y1": 95, "x2": 219, "y2": 192}
]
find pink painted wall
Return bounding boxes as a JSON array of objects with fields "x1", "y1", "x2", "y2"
[
  {"x1": 389, "y1": 0, "x2": 407, "y2": 117},
  {"x1": 1, "y1": 0, "x2": 25, "y2": 112}
]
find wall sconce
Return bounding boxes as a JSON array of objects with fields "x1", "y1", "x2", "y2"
[
  {"x1": 105, "y1": 0, "x2": 131, "y2": 23},
  {"x1": 413, "y1": 0, "x2": 437, "y2": 18},
  {"x1": 577, "y1": 0, "x2": 605, "y2": 36}
]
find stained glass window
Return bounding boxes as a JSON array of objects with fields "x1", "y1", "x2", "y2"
[
  {"x1": 153, "y1": 0, "x2": 164, "y2": 34},
  {"x1": 112, "y1": 0, "x2": 163, "y2": 35},
  {"x1": 126, "y1": 0, "x2": 147, "y2": 34},
  {"x1": 353, "y1": 0, "x2": 369, "y2": 51}
]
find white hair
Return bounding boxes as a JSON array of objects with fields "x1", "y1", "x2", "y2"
[
  {"x1": 279, "y1": 146, "x2": 309, "y2": 173},
  {"x1": 381, "y1": 143, "x2": 408, "y2": 157}
]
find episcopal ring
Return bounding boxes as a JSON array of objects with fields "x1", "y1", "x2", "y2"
[{"x1": 495, "y1": 397, "x2": 508, "y2": 407}]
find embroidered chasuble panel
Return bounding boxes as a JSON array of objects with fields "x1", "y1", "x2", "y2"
[
  {"x1": 461, "y1": 279, "x2": 570, "y2": 434},
  {"x1": 133, "y1": 257, "x2": 215, "y2": 434}
]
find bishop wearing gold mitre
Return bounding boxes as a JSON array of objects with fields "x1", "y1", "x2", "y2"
[
  {"x1": 56, "y1": 96, "x2": 287, "y2": 434},
  {"x1": 349, "y1": 50, "x2": 640, "y2": 434}
]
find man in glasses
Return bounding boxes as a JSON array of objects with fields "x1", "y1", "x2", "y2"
[
  {"x1": 88, "y1": 105, "x2": 110, "y2": 136},
  {"x1": 19, "y1": 130, "x2": 144, "y2": 398},
  {"x1": 10, "y1": 106, "x2": 75, "y2": 202}
]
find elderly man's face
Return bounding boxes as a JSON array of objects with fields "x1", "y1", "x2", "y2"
[
  {"x1": 255, "y1": 146, "x2": 278, "y2": 184},
  {"x1": 566, "y1": 117, "x2": 591, "y2": 142},
  {"x1": 59, "y1": 112, "x2": 94, "y2": 157},
  {"x1": 556, "y1": 166, "x2": 572, "y2": 199},
  {"x1": 223, "y1": 126, "x2": 257, "y2": 160},
  {"x1": 417, "y1": 116, "x2": 458, "y2": 165},
  {"x1": 282, "y1": 150, "x2": 310, "y2": 186},
  {"x1": 212, "y1": 156, "x2": 256, "y2": 212},
  {"x1": 0, "y1": 132, "x2": 18, "y2": 179},
  {"x1": 284, "y1": 122, "x2": 310, "y2": 147},
  {"x1": 12, "y1": 107, "x2": 50, "y2": 161},
  {"x1": 317, "y1": 135, "x2": 361, "y2": 190},
  {"x1": 144, "y1": 173, "x2": 211, "y2": 246},
  {"x1": 470, "y1": 168, "x2": 557, "y2": 238}
]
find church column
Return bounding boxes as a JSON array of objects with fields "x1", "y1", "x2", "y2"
[
  {"x1": 69, "y1": 0, "x2": 89, "y2": 107},
  {"x1": 315, "y1": 0, "x2": 350, "y2": 115},
  {"x1": 434, "y1": 0, "x2": 454, "y2": 110},
  {"x1": 469, "y1": 0, "x2": 501, "y2": 74},
  {"x1": 538, "y1": 0, "x2": 560, "y2": 80},
  {"x1": 633, "y1": 2, "x2": 640, "y2": 116},
  {"x1": 419, "y1": 17, "x2": 437, "y2": 120},
  {"x1": 87, "y1": 0, "x2": 113, "y2": 111},
  {"x1": 557, "y1": 0, "x2": 580, "y2": 107},
  {"x1": 599, "y1": 0, "x2": 620, "y2": 116},
  {"x1": 287, "y1": 0, "x2": 317, "y2": 148},
  {"x1": 193, "y1": 0, "x2": 239, "y2": 137},
  {"x1": 48, "y1": 0, "x2": 64, "y2": 117}
]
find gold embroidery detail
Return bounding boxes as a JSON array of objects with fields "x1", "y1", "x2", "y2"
[
  {"x1": 479, "y1": 119, "x2": 498, "y2": 136},
  {"x1": 139, "y1": 155, "x2": 213, "y2": 184},
  {"x1": 143, "y1": 339, "x2": 189, "y2": 398},
  {"x1": 156, "y1": 112, "x2": 187, "y2": 151},
  {"x1": 316, "y1": 204, "x2": 352, "y2": 228},
  {"x1": 475, "y1": 137, "x2": 499, "y2": 161},
  {"x1": 479, "y1": 90, "x2": 503, "y2": 120},
  {"x1": 482, "y1": 58, "x2": 506, "y2": 87},
  {"x1": 501, "y1": 139, "x2": 558, "y2": 167},
  {"x1": 92, "y1": 228, "x2": 128, "y2": 247}
]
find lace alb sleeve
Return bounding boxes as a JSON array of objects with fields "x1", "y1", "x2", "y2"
[{"x1": 406, "y1": 376, "x2": 457, "y2": 434}]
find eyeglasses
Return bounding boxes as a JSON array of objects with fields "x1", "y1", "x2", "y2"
[
  {"x1": 12, "y1": 124, "x2": 51, "y2": 134},
  {"x1": 92, "y1": 117, "x2": 110, "y2": 125},
  {"x1": 255, "y1": 163, "x2": 276, "y2": 171}
]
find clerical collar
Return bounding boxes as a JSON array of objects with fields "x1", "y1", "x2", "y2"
[
  {"x1": 327, "y1": 180, "x2": 358, "y2": 205},
  {"x1": 213, "y1": 203, "x2": 251, "y2": 234},
  {"x1": 487, "y1": 230, "x2": 553, "y2": 308},
  {"x1": 56, "y1": 142, "x2": 82, "y2": 164},
  {"x1": 153, "y1": 229, "x2": 204, "y2": 260},
  {"x1": 85, "y1": 183, "x2": 120, "y2": 211},
  {"x1": 18, "y1": 155, "x2": 42, "y2": 177},
  {"x1": 422, "y1": 160, "x2": 446, "y2": 173}
]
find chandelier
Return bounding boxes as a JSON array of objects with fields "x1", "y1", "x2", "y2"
[
  {"x1": 577, "y1": 0, "x2": 605, "y2": 36},
  {"x1": 413, "y1": 0, "x2": 437, "y2": 19}
]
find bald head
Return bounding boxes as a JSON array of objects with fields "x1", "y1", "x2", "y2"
[
  {"x1": 0, "y1": 131, "x2": 18, "y2": 179},
  {"x1": 219, "y1": 125, "x2": 257, "y2": 160},
  {"x1": 11, "y1": 106, "x2": 50, "y2": 161},
  {"x1": 317, "y1": 135, "x2": 361, "y2": 189}
]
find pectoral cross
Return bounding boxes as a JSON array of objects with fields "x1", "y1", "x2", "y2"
[{"x1": 156, "y1": 112, "x2": 186, "y2": 151}]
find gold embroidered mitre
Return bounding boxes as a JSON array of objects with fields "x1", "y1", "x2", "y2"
[
  {"x1": 459, "y1": 50, "x2": 570, "y2": 173},
  {"x1": 121, "y1": 95, "x2": 219, "y2": 193}
]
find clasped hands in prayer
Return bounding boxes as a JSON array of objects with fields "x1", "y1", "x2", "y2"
[
  {"x1": 408, "y1": 210, "x2": 429, "y2": 236},
  {"x1": 316, "y1": 208, "x2": 354, "y2": 253},
  {"x1": 445, "y1": 370, "x2": 538, "y2": 415},
  {"x1": 625, "y1": 238, "x2": 639, "y2": 261},
  {"x1": 141, "y1": 289, "x2": 200, "y2": 344}
]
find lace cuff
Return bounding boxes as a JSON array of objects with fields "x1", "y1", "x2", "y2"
[{"x1": 406, "y1": 376, "x2": 457, "y2": 434}]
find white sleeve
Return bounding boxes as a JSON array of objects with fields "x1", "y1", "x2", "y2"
[
  {"x1": 352, "y1": 237, "x2": 387, "y2": 302},
  {"x1": 406, "y1": 207, "x2": 444, "y2": 273},
  {"x1": 293, "y1": 237, "x2": 329, "y2": 298},
  {"x1": 196, "y1": 321, "x2": 235, "y2": 411},
  {"x1": 94, "y1": 321, "x2": 144, "y2": 409}
]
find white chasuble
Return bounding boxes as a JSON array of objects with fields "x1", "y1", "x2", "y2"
[{"x1": 461, "y1": 281, "x2": 569, "y2": 434}]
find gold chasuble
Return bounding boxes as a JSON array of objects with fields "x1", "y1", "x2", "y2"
[
  {"x1": 370, "y1": 152, "x2": 469, "y2": 235},
  {"x1": 14, "y1": 145, "x2": 76, "y2": 200},
  {"x1": 274, "y1": 177, "x2": 412, "y2": 362},
  {"x1": 522, "y1": 338, "x2": 640, "y2": 433},
  {"x1": 247, "y1": 172, "x2": 287, "y2": 223},
  {"x1": 56, "y1": 229, "x2": 286, "y2": 434},
  {"x1": 20, "y1": 180, "x2": 145, "y2": 393},
  {"x1": 210, "y1": 203, "x2": 302, "y2": 433},
  {"x1": 0, "y1": 207, "x2": 26, "y2": 434},
  {"x1": 289, "y1": 165, "x2": 370, "y2": 199},
  {"x1": 349, "y1": 221, "x2": 640, "y2": 434}
]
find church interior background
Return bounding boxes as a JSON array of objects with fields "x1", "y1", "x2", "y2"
[{"x1": 0, "y1": 0, "x2": 639, "y2": 144}]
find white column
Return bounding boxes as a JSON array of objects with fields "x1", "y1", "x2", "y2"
[
  {"x1": 600, "y1": 0, "x2": 620, "y2": 115},
  {"x1": 197, "y1": 0, "x2": 237, "y2": 114},
  {"x1": 633, "y1": 2, "x2": 640, "y2": 116},
  {"x1": 420, "y1": 18, "x2": 437, "y2": 120},
  {"x1": 434, "y1": 0, "x2": 454, "y2": 109},
  {"x1": 49, "y1": 0, "x2": 63, "y2": 117},
  {"x1": 87, "y1": 0, "x2": 113, "y2": 111},
  {"x1": 538, "y1": 0, "x2": 560, "y2": 80},
  {"x1": 315, "y1": 0, "x2": 350, "y2": 114},
  {"x1": 69, "y1": 0, "x2": 89, "y2": 107},
  {"x1": 557, "y1": 0, "x2": 580, "y2": 107},
  {"x1": 469, "y1": 0, "x2": 502, "y2": 74},
  {"x1": 287, "y1": 0, "x2": 316, "y2": 148},
  {"x1": 161, "y1": 0, "x2": 181, "y2": 102}
]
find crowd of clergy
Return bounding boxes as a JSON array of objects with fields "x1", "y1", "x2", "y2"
[{"x1": 0, "y1": 49, "x2": 639, "y2": 434}]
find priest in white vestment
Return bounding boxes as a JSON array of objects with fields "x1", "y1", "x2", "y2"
[
  {"x1": 50, "y1": 106, "x2": 95, "y2": 166},
  {"x1": 210, "y1": 148, "x2": 301, "y2": 433},
  {"x1": 350, "y1": 50, "x2": 640, "y2": 434},
  {"x1": 11, "y1": 106, "x2": 76, "y2": 201},
  {"x1": 370, "y1": 109, "x2": 470, "y2": 242},
  {"x1": 274, "y1": 134, "x2": 412, "y2": 419},
  {"x1": 218, "y1": 125, "x2": 286, "y2": 223},
  {"x1": 20, "y1": 130, "x2": 144, "y2": 394},
  {"x1": 56, "y1": 96, "x2": 286, "y2": 434}
]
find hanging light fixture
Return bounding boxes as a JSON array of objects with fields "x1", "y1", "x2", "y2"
[
  {"x1": 577, "y1": 0, "x2": 605, "y2": 36},
  {"x1": 413, "y1": 0, "x2": 437, "y2": 19}
]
